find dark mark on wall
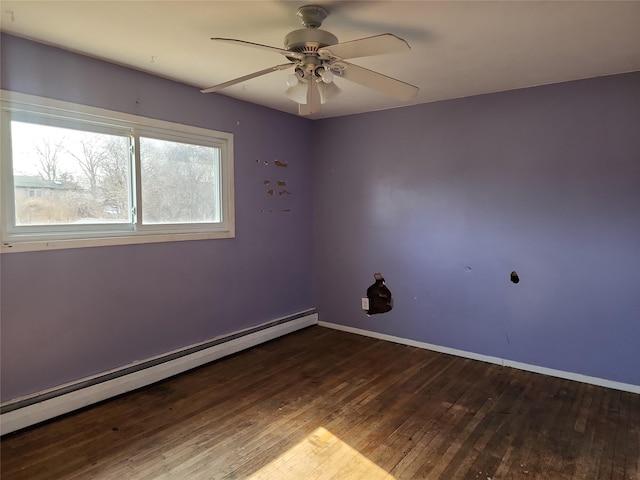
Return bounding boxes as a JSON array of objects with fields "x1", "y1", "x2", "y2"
[
  {"x1": 258, "y1": 160, "x2": 291, "y2": 210},
  {"x1": 510, "y1": 271, "x2": 520, "y2": 284},
  {"x1": 366, "y1": 273, "x2": 393, "y2": 316}
]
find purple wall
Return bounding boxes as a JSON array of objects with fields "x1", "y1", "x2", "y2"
[
  {"x1": 313, "y1": 72, "x2": 640, "y2": 386},
  {"x1": 0, "y1": 35, "x2": 313, "y2": 402},
  {"x1": 2, "y1": 34, "x2": 638, "y2": 403}
]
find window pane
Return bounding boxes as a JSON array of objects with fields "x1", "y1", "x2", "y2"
[
  {"x1": 140, "y1": 137, "x2": 220, "y2": 224},
  {"x1": 11, "y1": 121, "x2": 131, "y2": 226}
]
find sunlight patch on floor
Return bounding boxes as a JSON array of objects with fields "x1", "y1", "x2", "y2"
[{"x1": 247, "y1": 427, "x2": 395, "y2": 479}]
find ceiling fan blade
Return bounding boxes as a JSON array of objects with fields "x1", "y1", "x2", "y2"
[
  {"x1": 201, "y1": 63, "x2": 294, "y2": 93},
  {"x1": 299, "y1": 79, "x2": 322, "y2": 115},
  {"x1": 337, "y1": 62, "x2": 419, "y2": 101},
  {"x1": 318, "y1": 34, "x2": 410, "y2": 60},
  {"x1": 211, "y1": 38, "x2": 304, "y2": 60}
]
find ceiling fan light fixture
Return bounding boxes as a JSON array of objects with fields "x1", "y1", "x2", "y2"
[
  {"x1": 204, "y1": 5, "x2": 419, "y2": 116},
  {"x1": 318, "y1": 67, "x2": 334, "y2": 83},
  {"x1": 319, "y1": 81, "x2": 340, "y2": 104},
  {"x1": 285, "y1": 81, "x2": 309, "y2": 104},
  {"x1": 286, "y1": 73, "x2": 300, "y2": 87}
]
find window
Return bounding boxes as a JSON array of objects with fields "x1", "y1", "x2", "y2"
[
  {"x1": 139, "y1": 136, "x2": 221, "y2": 225},
  {"x1": 1, "y1": 91, "x2": 234, "y2": 253}
]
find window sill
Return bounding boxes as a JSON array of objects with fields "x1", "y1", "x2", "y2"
[{"x1": 1, "y1": 228, "x2": 235, "y2": 253}]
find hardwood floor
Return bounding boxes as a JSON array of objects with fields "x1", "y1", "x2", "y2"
[{"x1": 1, "y1": 326, "x2": 638, "y2": 479}]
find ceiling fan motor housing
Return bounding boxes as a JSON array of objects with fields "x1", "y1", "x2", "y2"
[
  {"x1": 284, "y1": 28, "x2": 339, "y2": 78},
  {"x1": 284, "y1": 28, "x2": 338, "y2": 54}
]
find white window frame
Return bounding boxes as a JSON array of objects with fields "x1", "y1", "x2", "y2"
[{"x1": 1, "y1": 90, "x2": 234, "y2": 253}]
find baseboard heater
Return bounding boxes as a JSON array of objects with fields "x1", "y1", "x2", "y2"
[{"x1": 1, "y1": 309, "x2": 318, "y2": 435}]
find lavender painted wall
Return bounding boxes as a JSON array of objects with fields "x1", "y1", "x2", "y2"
[
  {"x1": 0, "y1": 35, "x2": 313, "y2": 402},
  {"x1": 1, "y1": 34, "x2": 638, "y2": 404},
  {"x1": 313, "y1": 72, "x2": 640, "y2": 386}
]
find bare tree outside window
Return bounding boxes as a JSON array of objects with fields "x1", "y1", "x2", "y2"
[
  {"x1": 63, "y1": 133, "x2": 108, "y2": 191},
  {"x1": 11, "y1": 121, "x2": 131, "y2": 225},
  {"x1": 140, "y1": 137, "x2": 220, "y2": 224},
  {"x1": 99, "y1": 136, "x2": 131, "y2": 218},
  {"x1": 34, "y1": 137, "x2": 65, "y2": 181},
  {"x1": 3, "y1": 95, "x2": 234, "y2": 252}
]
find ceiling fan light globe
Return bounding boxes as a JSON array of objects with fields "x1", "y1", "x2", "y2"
[
  {"x1": 319, "y1": 82, "x2": 341, "y2": 104},
  {"x1": 286, "y1": 73, "x2": 300, "y2": 87},
  {"x1": 285, "y1": 82, "x2": 309, "y2": 104},
  {"x1": 319, "y1": 68, "x2": 334, "y2": 83}
]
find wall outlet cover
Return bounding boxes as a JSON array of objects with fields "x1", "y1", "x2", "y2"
[{"x1": 361, "y1": 298, "x2": 369, "y2": 310}]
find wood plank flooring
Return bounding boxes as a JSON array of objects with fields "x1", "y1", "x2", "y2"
[{"x1": 1, "y1": 326, "x2": 638, "y2": 479}]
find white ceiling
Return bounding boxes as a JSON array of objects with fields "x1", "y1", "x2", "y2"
[{"x1": 1, "y1": 1, "x2": 639, "y2": 119}]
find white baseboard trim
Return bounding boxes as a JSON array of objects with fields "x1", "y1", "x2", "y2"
[
  {"x1": 318, "y1": 321, "x2": 640, "y2": 395},
  {"x1": 1, "y1": 311, "x2": 318, "y2": 435}
]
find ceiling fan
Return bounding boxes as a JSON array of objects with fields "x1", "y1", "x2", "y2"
[{"x1": 201, "y1": 4, "x2": 419, "y2": 115}]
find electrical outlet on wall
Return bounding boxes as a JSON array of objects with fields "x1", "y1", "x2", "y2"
[{"x1": 361, "y1": 298, "x2": 369, "y2": 310}]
